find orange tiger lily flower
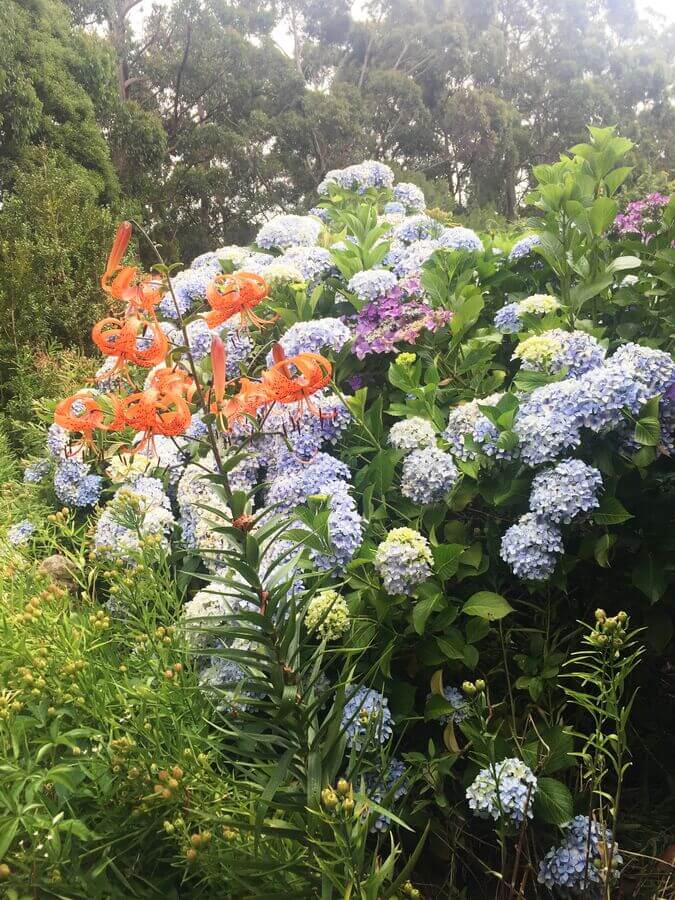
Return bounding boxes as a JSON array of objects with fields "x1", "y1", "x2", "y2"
[
  {"x1": 261, "y1": 344, "x2": 332, "y2": 415},
  {"x1": 220, "y1": 378, "x2": 273, "y2": 425},
  {"x1": 204, "y1": 272, "x2": 274, "y2": 329},
  {"x1": 92, "y1": 317, "x2": 168, "y2": 374},
  {"x1": 54, "y1": 391, "x2": 124, "y2": 447},
  {"x1": 148, "y1": 365, "x2": 196, "y2": 403},
  {"x1": 101, "y1": 222, "x2": 163, "y2": 317},
  {"x1": 121, "y1": 389, "x2": 192, "y2": 453}
]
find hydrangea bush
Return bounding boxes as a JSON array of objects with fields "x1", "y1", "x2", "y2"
[{"x1": 1, "y1": 126, "x2": 673, "y2": 897}]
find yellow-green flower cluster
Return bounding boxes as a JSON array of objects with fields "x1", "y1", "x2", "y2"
[{"x1": 305, "y1": 589, "x2": 349, "y2": 640}]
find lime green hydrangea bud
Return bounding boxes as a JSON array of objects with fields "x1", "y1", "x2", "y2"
[
  {"x1": 305, "y1": 590, "x2": 349, "y2": 641},
  {"x1": 395, "y1": 352, "x2": 417, "y2": 367}
]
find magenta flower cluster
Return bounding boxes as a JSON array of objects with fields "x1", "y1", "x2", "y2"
[
  {"x1": 351, "y1": 277, "x2": 452, "y2": 359},
  {"x1": 614, "y1": 193, "x2": 669, "y2": 241}
]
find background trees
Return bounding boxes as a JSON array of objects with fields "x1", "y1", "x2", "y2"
[{"x1": 0, "y1": 0, "x2": 673, "y2": 369}]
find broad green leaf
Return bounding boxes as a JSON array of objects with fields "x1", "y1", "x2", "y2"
[
  {"x1": 412, "y1": 593, "x2": 443, "y2": 635},
  {"x1": 593, "y1": 497, "x2": 633, "y2": 525},
  {"x1": 589, "y1": 197, "x2": 617, "y2": 235},
  {"x1": 432, "y1": 543, "x2": 465, "y2": 581},
  {"x1": 462, "y1": 591, "x2": 514, "y2": 621},
  {"x1": 533, "y1": 778, "x2": 574, "y2": 825}
]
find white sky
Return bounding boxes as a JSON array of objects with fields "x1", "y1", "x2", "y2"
[{"x1": 130, "y1": 0, "x2": 675, "y2": 35}]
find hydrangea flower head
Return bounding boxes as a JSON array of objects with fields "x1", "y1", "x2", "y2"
[
  {"x1": 348, "y1": 269, "x2": 398, "y2": 303},
  {"x1": 401, "y1": 447, "x2": 459, "y2": 504},
  {"x1": 271, "y1": 318, "x2": 351, "y2": 360},
  {"x1": 514, "y1": 329, "x2": 605, "y2": 378},
  {"x1": 389, "y1": 417, "x2": 437, "y2": 452},
  {"x1": 7, "y1": 520, "x2": 36, "y2": 546},
  {"x1": 384, "y1": 201, "x2": 406, "y2": 215},
  {"x1": 538, "y1": 815, "x2": 622, "y2": 892},
  {"x1": 23, "y1": 460, "x2": 51, "y2": 483},
  {"x1": 438, "y1": 686, "x2": 470, "y2": 724},
  {"x1": 260, "y1": 260, "x2": 304, "y2": 285},
  {"x1": 341, "y1": 685, "x2": 393, "y2": 750},
  {"x1": 305, "y1": 589, "x2": 349, "y2": 640},
  {"x1": 529, "y1": 459, "x2": 603, "y2": 524},
  {"x1": 256, "y1": 214, "x2": 321, "y2": 251},
  {"x1": 364, "y1": 759, "x2": 408, "y2": 831},
  {"x1": 392, "y1": 215, "x2": 439, "y2": 243},
  {"x1": 393, "y1": 239, "x2": 441, "y2": 277},
  {"x1": 508, "y1": 234, "x2": 542, "y2": 261},
  {"x1": 437, "y1": 226, "x2": 484, "y2": 253},
  {"x1": 393, "y1": 182, "x2": 426, "y2": 212},
  {"x1": 54, "y1": 460, "x2": 102, "y2": 507},
  {"x1": 280, "y1": 246, "x2": 333, "y2": 281},
  {"x1": 466, "y1": 757, "x2": 538, "y2": 824},
  {"x1": 374, "y1": 527, "x2": 433, "y2": 595},
  {"x1": 500, "y1": 513, "x2": 563, "y2": 580},
  {"x1": 318, "y1": 161, "x2": 394, "y2": 194}
]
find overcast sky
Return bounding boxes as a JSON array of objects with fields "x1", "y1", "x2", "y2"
[{"x1": 130, "y1": 0, "x2": 675, "y2": 36}]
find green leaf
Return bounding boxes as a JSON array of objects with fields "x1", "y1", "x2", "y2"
[
  {"x1": 594, "y1": 533, "x2": 616, "y2": 568},
  {"x1": 634, "y1": 416, "x2": 661, "y2": 446},
  {"x1": 607, "y1": 255, "x2": 641, "y2": 274},
  {"x1": 432, "y1": 543, "x2": 465, "y2": 581},
  {"x1": 632, "y1": 554, "x2": 668, "y2": 603},
  {"x1": 436, "y1": 631, "x2": 465, "y2": 660},
  {"x1": 533, "y1": 778, "x2": 574, "y2": 825},
  {"x1": 593, "y1": 497, "x2": 633, "y2": 526},
  {"x1": 462, "y1": 591, "x2": 514, "y2": 621},
  {"x1": 589, "y1": 197, "x2": 618, "y2": 235},
  {"x1": 412, "y1": 593, "x2": 443, "y2": 635}
]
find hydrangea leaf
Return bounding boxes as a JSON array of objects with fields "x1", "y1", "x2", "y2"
[{"x1": 462, "y1": 591, "x2": 514, "y2": 621}]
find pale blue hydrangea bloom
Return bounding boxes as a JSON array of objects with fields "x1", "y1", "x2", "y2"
[
  {"x1": 23, "y1": 460, "x2": 51, "y2": 483},
  {"x1": 508, "y1": 234, "x2": 542, "y2": 261},
  {"x1": 269, "y1": 318, "x2": 351, "y2": 361},
  {"x1": 341, "y1": 685, "x2": 394, "y2": 750},
  {"x1": 364, "y1": 759, "x2": 408, "y2": 831},
  {"x1": 439, "y1": 686, "x2": 470, "y2": 724},
  {"x1": 94, "y1": 476, "x2": 173, "y2": 563},
  {"x1": 280, "y1": 246, "x2": 334, "y2": 281},
  {"x1": 318, "y1": 161, "x2": 395, "y2": 194},
  {"x1": 538, "y1": 816, "x2": 622, "y2": 893},
  {"x1": 437, "y1": 226, "x2": 484, "y2": 253},
  {"x1": 393, "y1": 182, "x2": 426, "y2": 212},
  {"x1": 374, "y1": 527, "x2": 433, "y2": 595},
  {"x1": 46, "y1": 423, "x2": 70, "y2": 459},
  {"x1": 54, "y1": 460, "x2": 102, "y2": 507},
  {"x1": 256, "y1": 215, "x2": 321, "y2": 250},
  {"x1": 393, "y1": 239, "x2": 441, "y2": 277},
  {"x1": 442, "y1": 394, "x2": 503, "y2": 460},
  {"x1": 7, "y1": 520, "x2": 36, "y2": 546},
  {"x1": 313, "y1": 482, "x2": 364, "y2": 571},
  {"x1": 348, "y1": 269, "x2": 398, "y2": 303},
  {"x1": 529, "y1": 459, "x2": 603, "y2": 524},
  {"x1": 401, "y1": 447, "x2": 459, "y2": 504},
  {"x1": 609, "y1": 342, "x2": 675, "y2": 396},
  {"x1": 308, "y1": 206, "x2": 330, "y2": 223},
  {"x1": 494, "y1": 302, "x2": 522, "y2": 334},
  {"x1": 389, "y1": 417, "x2": 437, "y2": 452},
  {"x1": 466, "y1": 758, "x2": 538, "y2": 825},
  {"x1": 392, "y1": 215, "x2": 439, "y2": 243},
  {"x1": 500, "y1": 513, "x2": 564, "y2": 580},
  {"x1": 158, "y1": 264, "x2": 219, "y2": 318},
  {"x1": 384, "y1": 201, "x2": 406, "y2": 215},
  {"x1": 237, "y1": 250, "x2": 276, "y2": 272},
  {"x1": 515, "y1": 329, "x2": 606, "y2": 378}
]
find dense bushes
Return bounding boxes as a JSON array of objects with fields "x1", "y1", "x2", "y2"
[{"x1": 0, "y1": 128, "x2": 674, "y2": 897}]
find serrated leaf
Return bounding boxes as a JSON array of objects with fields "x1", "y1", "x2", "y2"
[
  {"x1": 432, "y1": 543, "x2": 464, "y2": 581},
  {"x1": 533, "y1": 778, "x2": 574, "y2": 825},
  {"x1": 412, "y1": 593, "x2": 442, "y2": 635}
]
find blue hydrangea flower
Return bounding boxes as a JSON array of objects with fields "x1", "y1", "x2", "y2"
[
  {"x1": 23, "y1": 460, "x2": 51, "y2": 483},
  {"x1": 280, "y1": 246, "x2": 334, "y2": 281},
  {"x1": 393, "y1": 239, "x2": 441, "y2": 277},
  {"x1": 158, "y1": 265, "x2": 219, "y2": 318},
  {"x1": 308, "y1": 206, "x2": 330, "y2": 223},
  {"x1": 529, "y1": 460, "x2": 603, "y2": 524},
  {"x1": 341, "y1": 685, "x2": 394, "y2": 750},
  {"x1": 7, "y1": 520, "x2": 36, "y2": 546},
  {"x1": 318, "y1": 161, "x2": 395, "y2": 194},
  {"x1": 401, "y1": 447, "x2": 459, "y2": 504},
  {"x1": 466, "y1": 758, "x2": 538, "y2": 825},
  {"x1": 437, "y1": 226, "x2": 484, "y2": 252},
  {"x1": 54, "y1": 460, "x2": 102, "y2": 507},
  {"x1": 514, "y1": 329, "x2": 606, "y2": 378},
  {"x1": 94, "y1": 476, "x2": 174, "y2": 564},
  {"x1": 494, "y1": 302, "x2": 522, "y2": 334},
  {"x1": 313, "y1": 482, "x2": 364, "y2": 571},
  {"x1": 347, "y1": 269, "x2": 398, "y2": 303},
  {"x1": 392, "y1": 215, "x2": 440, "y2": 243},
  {"x1": 609, "y1": 342, "x2": 675, "y2": 396},
  {"x1": 266, "y1": 452, "x2": 352, "y2": 511},
  {"x1": 46, "y1": 424, "x2": 70, "y2": 459},
  {"x1": 538, "y1": 816, "x2": 622, "y2": 892},
  {"x1": 389, "y1": 417, "x2": 437, "y2": 452},
  {"x1": 364, "y1": 759, "x2": 408, "y2": 831},
  {"x1": 237, "y1": 251, "x2": 276, "y2": 272},
  {"x1": 393, "y1": 182, "x2": 426, "y2": 212},
  {"x1": 270, "y1": 318, "x2": 351, "y2": 361},
  {"x1": 374, "y1": 527, "x2": 433, "y2": 595},
  {"x1": 438, "y1": 686, "x2": 470, "y2": 724},
  {"x1": 384, "y1": 201, "x2": 406, "y2": 215},
  {"x1": 500, "y1": 513, "x2": 563, "y2": 580},
  {"x1": 508, "y1": 234, "x2": 542, "y2": 261},
  {"x1": 256, "y1": 215, "x2": 321, "y2": 250}
]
